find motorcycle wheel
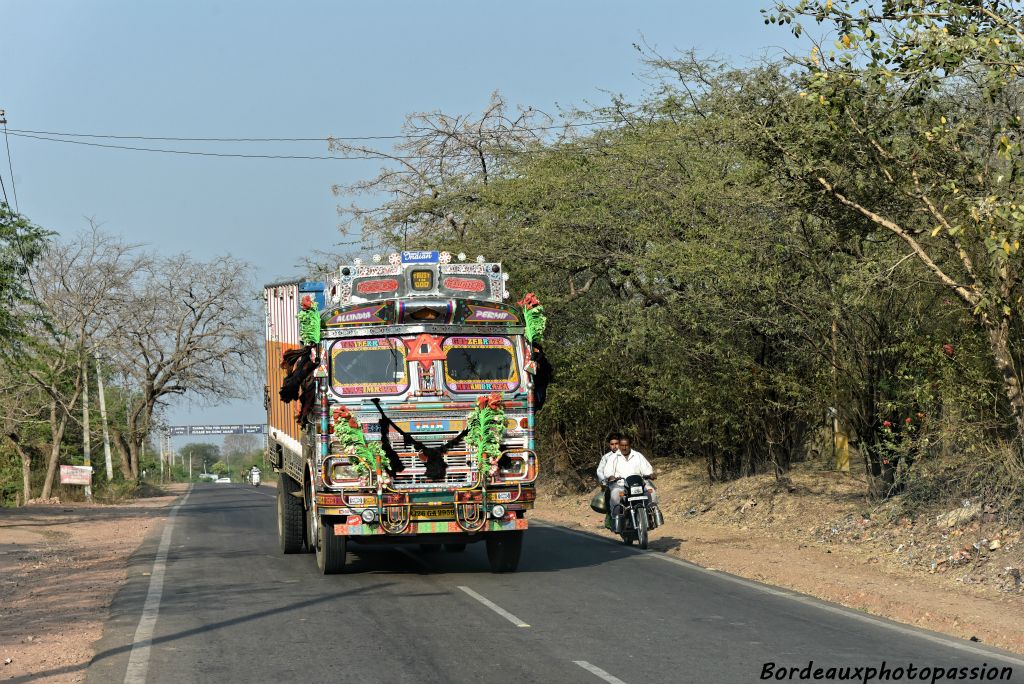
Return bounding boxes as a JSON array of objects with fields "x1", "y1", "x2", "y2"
[{"x1": 636, "y1": 507, "x2": 649, "y2": 550}]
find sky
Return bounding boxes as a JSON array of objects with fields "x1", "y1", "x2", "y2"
[{"x1": 1, "y1": 0, "x2": 803, "y2": 447}]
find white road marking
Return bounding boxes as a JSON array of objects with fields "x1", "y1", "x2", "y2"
[
  {"x1": 458, "y1": 586, "x2": 530, "y2": 628},
  {"x1": 574, "y1": 661, "x2": 627, "y2": 684},
  {"x1": 123, "y1": 485, "x2": 193, "y2": 684},
  {"x1": 536, "y1": 522, "x2": 1024, "y2": 668}
]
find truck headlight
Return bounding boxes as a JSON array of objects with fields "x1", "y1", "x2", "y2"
[
  {"x1": 491, "y1": 504, "x2": 506, "y2": 519},
  {"x1": 361, "y1": 509, "x2": 377, "y2": 523}
]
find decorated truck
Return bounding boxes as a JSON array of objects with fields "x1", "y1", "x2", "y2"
[{"x1": 263, "y1": 251, "x2": 547, "y2": 574}]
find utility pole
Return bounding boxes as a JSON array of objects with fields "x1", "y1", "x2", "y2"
[
  {"x1": 95, "y1": 354, "x2": 114, "y2": 481},
  {"x1": 188, "y1": 451, "x2": 192, "y2": 480},
  {"x1": 81, "y1": 359, "x2": 93, "y2": 501}
]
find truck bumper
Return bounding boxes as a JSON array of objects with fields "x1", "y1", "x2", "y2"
[{"x1": 334, "y1": 517, "x2": 528, "y2": 536}]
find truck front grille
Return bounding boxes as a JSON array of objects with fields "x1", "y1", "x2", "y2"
[{"x1": 386, "y1": 431, "x2": 478, "y2": 489}]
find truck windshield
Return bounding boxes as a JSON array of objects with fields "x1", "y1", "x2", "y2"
[
  {"x1": 330, "y1": 338, "x2": 408, "y2": 395},
  {"x1": 443, "y1": 336, "x2": 519, "y2": 392}
]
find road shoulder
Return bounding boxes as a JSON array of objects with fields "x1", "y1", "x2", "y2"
[{"x1": 0, "y1": 484, "x2": 188, "y2": 683}]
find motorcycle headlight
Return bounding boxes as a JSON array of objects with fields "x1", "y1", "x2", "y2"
[{"x1": 630, "y1": 485, "x2": 644, "y2": 495}]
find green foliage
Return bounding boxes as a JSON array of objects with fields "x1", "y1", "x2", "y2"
[
  {"x1": 0, "y1": 204, "x2": 50, "y2": 349},
  {"x1": 763, "y1": 0, "x2": 1024, "y2": 449},
  {"x1": 210, "y1": 460, "x2": 230, "y2": 476}
]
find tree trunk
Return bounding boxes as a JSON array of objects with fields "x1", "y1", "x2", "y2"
[
  {"x1": 110, "y1": 428, "x2": 135, "y2": 480},
  {"x1": 5, "y1": 435, "x2": 33, "y2": 504},
  {"x1": 985, "y1": 318, "x2": 1024, "y2": 457},
  {"x1": 40, "y1": 403, "x2": 70, "y2": 500}
]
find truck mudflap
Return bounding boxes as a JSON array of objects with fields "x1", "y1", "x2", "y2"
[{"x1": 335, "y1": 517, "x2": 528, "y2": 536}]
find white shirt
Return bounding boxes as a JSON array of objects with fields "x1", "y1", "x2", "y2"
[
  {"x1": 597, "y1": 450, "x2": 617, "y2": 484},
  {"x1": 601, "y1": 449, "x2": 653, "y2": 482}
]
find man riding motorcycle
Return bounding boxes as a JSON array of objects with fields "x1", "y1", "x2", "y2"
[{"x1": 598, "y1": 435, "x2": 657, "y2": 533}]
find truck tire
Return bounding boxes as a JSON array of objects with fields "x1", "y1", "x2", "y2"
[
  {"x1": 277, "y1": 477, "x2": 305, "y2": 554},
  {"x1": 485, "y1": 531, "x2": 523, "y2": 573},
  {"x1": 316, "y1": 517, "x2": 347, "y2": 575}
]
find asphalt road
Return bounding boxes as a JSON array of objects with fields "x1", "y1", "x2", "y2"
[{"x1": 66, "y1": 484, "x2": 1024, "y2": 684}]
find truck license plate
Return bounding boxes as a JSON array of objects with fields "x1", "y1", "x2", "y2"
[{"x1": 413, "y1": 507, "x2": 455, "y2": 519}]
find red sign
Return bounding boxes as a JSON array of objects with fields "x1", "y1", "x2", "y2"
[
  {"x1": 443, "y1": 277, "x2": 486, "y2": 292},
  {"x1": 356, "y1": 279, "x2": 399, "y2": 294},
  {"x1": 60, "y1": 465, "x2": 92, "y2": 485}
]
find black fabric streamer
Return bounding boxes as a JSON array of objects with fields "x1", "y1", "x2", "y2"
[
  {"x1": 371, "y1": 399, "x2": 468, "y2": 482},
  {"x1": 378, "y1": 417, "x2": 406, "y2": 476},
  {"x1": 280, "y1": 344, "x2": 318, "y2": 403},
  {"x1": 279, "y1": 345, "x2": 320, "y2": 425}
]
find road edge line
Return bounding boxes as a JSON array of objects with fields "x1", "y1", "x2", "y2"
[{"x1": 122, "y1": 484, "x2": 193, "y2": 684}]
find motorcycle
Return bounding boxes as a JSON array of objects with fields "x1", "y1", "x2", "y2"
[
  {"x1": 609, "y1": 474, "x2": 663, "y2": 549},
  {"x1": 251, "y1": 470, "x2": 261, "y2": 487}
]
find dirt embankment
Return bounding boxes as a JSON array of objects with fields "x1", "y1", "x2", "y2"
[
  {"x1": 534, "y1": 462, "x2": 1024, "y2": 655},
  {"x1": 0, "y1": 485, "x2": 186, "y2": 683}
]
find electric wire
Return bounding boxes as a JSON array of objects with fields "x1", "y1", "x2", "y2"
[
  {"x1": 2, "y1": 123, "x2": 19, "y2": 213},
  {"x1": 6, "y1": 125, "x2": 691, "y2": 163},
  {"x1": 3, "y1": 116, "x2": 644, "y2": 143},
  {"x1": 0, "y1": 168, "x2": 10, "y2": 207}
]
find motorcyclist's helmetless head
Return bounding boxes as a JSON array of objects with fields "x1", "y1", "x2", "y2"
[{"x1": 618, "y1": 435, "x2": 632, "y2": 456}]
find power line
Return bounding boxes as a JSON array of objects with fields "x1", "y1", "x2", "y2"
[
  {"x1": 4, "y1": 117, "x2": 634, "y2": 144},
  {"x1": 7, "y1": 125, "x2": 692, "y2": 163},
  {"x1": 1, "y1": 118, "x2": 19, "y2": 214},
  {"x1": 0, "y1": 110, "x2": 18, "y2": 213},
  {"x1": 6, "y1": 131, "x2": 371, "y2": 160},
  {"x1": 0, "y1": 166, "x2": 9, "y2": 207}
]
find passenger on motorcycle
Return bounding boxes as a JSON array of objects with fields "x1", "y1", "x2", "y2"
[
  {"x1": 596, "y1": 432, "x2": 621, "y2": 487},
  {"x1": 599, "y1": 435, "x2": 657, "y2": 529}
]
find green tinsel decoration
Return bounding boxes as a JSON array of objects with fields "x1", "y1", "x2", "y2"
[
  {"x1": 523, "y1": 305, "x2": 546, "y2": 344},
  {"x1": 466, "y1": 393, "x2": 507, "y2": 479},
  {"x1": 332, "y1": 407, "x2": 391, "y2": 480},
  {"x1": 297, "y1": 298, "x2": 321, "y2": 345}
]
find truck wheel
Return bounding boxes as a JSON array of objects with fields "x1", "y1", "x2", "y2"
[
  {"x1": 277, "y1": 477, "x2": 305, "y2": 554},
  {"x1": 486, "y1": 531, "x2": 523, "y2": 573},
  {"x1": 443, "y1": 543, "x2": 467, "y2": 553},
  {"x1": 316, "y1": 517, "x2": 348, "y2": 574}
]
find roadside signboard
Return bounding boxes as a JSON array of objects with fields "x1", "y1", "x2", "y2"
[
  {"x1": 60, "y1": 465, "x2": 92, "y2": 485},
  {"x1": 166, "y1": 424, "x2": 266, "y2": 436}
]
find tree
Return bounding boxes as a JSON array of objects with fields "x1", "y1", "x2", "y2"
[
  {"x1": 764, "y1": 0, "x2": 1024, "y2": 455},
  {"x1": 107, "y1": 254, "x2": 260, "y2": 479},
  {"x1": 0, "y1": 204, "x2": 50, "y2": 348},
  {"x1": 210, "y1": 460, "x2": 229, "y2": 477},
  {"x1": 18, "y1": 227, "x2": 143, "y2": 497},
  {"x1": 222, "y1": 433, "x2": 259, "y2": 460},
  {"x1": 179, "y1": 442, "x2": 219, "y2": 473}
]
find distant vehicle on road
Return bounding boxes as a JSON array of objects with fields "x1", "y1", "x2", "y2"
[
  {"x1": 198, "y1": 473, "x2": 217, "y2": 482},
  {"x1": 215, "y1": 476, "x2": 232, "y2": 484}
]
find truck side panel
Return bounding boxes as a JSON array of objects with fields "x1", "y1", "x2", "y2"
[{"x1": 265, "y1": 283, "x2": 302, "y2": 457}]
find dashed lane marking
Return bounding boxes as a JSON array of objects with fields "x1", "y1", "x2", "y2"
[
  {"x1": 123, "y1": 485, "x2": 193, "y2": 684},
  {"x1": 573, "y1": 661, "x2": 628, "y2": 684},
  {"x1": 458, "y1": 586, "x2": 530, "y2": 628}
]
